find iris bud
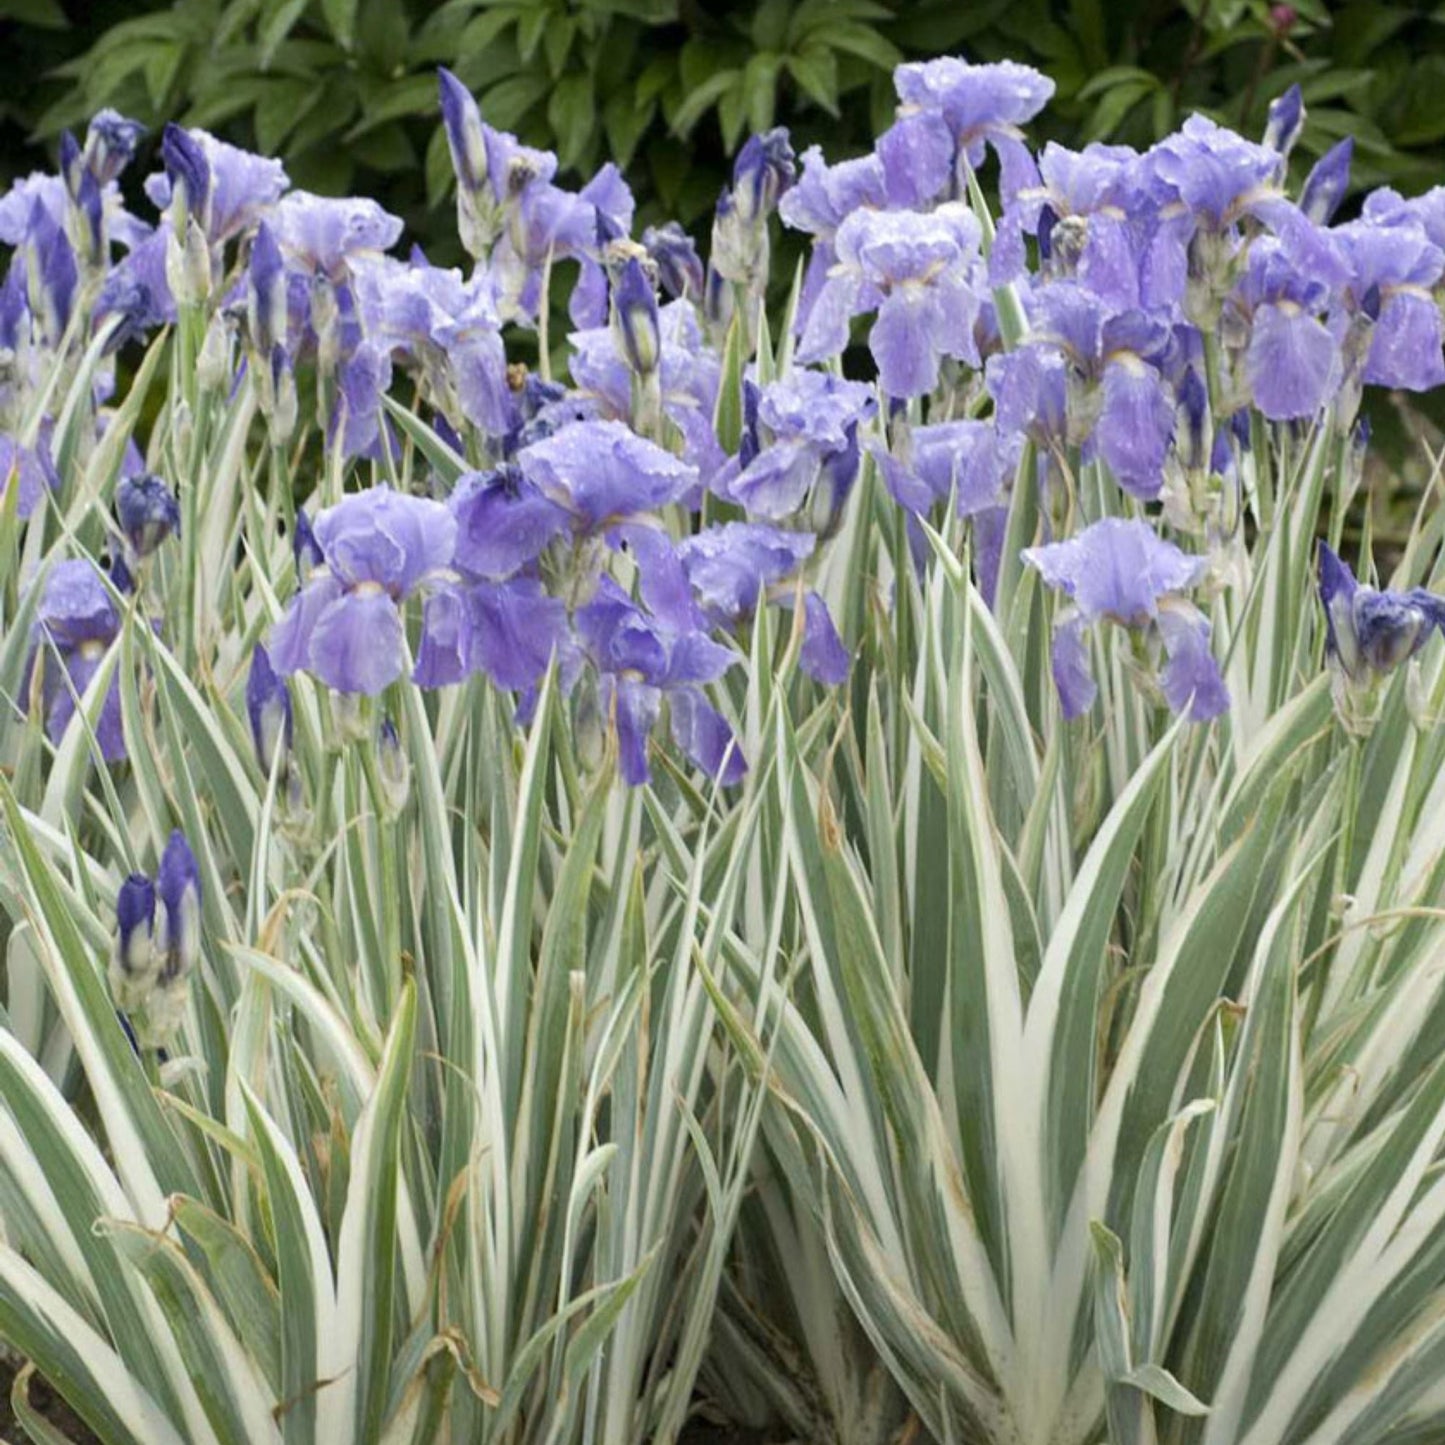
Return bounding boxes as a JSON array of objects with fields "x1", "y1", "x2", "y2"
[
  {"x1": 155, "y1": 830, "x2": 202, "y2": 986},
  {"x1": 115, "y1": 474, "x2": 181, "y2": 558},
  {"x1": 110, "y1": 873, "x2": 157, "y2": 1008},
  {"x1": 247, "y1": 643, "x2": 293, "y2": 770}
]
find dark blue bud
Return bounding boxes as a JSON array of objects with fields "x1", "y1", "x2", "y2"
[
  {"x1": 247, "y1": 643, "x2": 293, "y2": 770},
  {"x1": 1353, "y1": 415, "x2": 1371, "y2": 452},
  {"x1": 1263, "y1": 84, "x2": 1305, "y2": 158},
  {"x1": 114, "y1": 873, "x2": 156, "y2": 979},
  {"x1": 0, "y1": 260, "x2": 25, "y2": 353},
  {"x1": 1230, "y1": 408, "x2": 1252, "y2": 453},
  {"x1": 438, "y1": 67, "x2": 487, "y2": 196},
  {"x1": 613, "y1": 256, "x2": 660, "y2": 376},
  {"x1": 1037, "y1": 203, "x2": 1058, "y2": 263},
  {"x1": 161, "y1": 123, "x2": 210, "y2": 227},
  {"x1": 1177, "y1": 367, "x2": 1211, "y2": 470},
  {"x1": 116, "y1": 474, "x2": 181, "y2": 557},
  {"x1": 58, "y1": 132, "x2": 83, "y2": 198},
  {"x1": 293, "y1": 506, "x2": 324, "y2": 576},
  {"x1": 738, "y1": 379, "x2": 761, "y2": 468},
  {"x1": 106, "y1": 553, "x2": 135, "y2": 595},
  {"x1": 247, "y1": 220, "x2": 287, "y2": 357},
  {"x1": 27, "y1": 200, "x2": 77, "y2": 345},
  {"x1": 1300, "y1": 137, "x2": 1353, "y2": 225},
  {"x1": 74, "y1": 168, "x2": 105, "y2": 267},
  {"x1": 156, "y1": 830, "x2": 201, "y2": 984},
  {"x1": 1360, "y1": 283, "x2": 1382, "y2": 323}
]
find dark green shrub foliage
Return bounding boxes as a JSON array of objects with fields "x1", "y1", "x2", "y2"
[{"x1": 8, "y1": 0, "x2": 1445, "y2": 260}]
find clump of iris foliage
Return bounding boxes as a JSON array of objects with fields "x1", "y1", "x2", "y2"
[{"x1": 4, "y1": 44, "x2": 1445, "y2": 1445}]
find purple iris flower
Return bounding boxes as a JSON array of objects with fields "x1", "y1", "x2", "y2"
[
  {"x1": 1023, "y1": 518, "x2": 1228, "y2": 721},
  {"x1": 517, "y1": 418, "x2": 699, "y2": 529},
  {"x1": 96, "y1": 230, "x2": 177, "y2": 342},
  {"x1": 1, "y1": 433, "x2": 58, "y2": 519},
  {"x1": 871, "y1": 419, "x2": 1021, "y2": 518},
  {"x1": 414, "y1": 572, "x2": 573, "y2": 694},
  {"x1": 714, "y1": 369, "x2": 875, "y2": 522},
  {"x1": 115, "y1": 474, "x2": 181, "y2": 558},
  {"x1": 797, "y1": 203, "x2": 984, "y2": 398},
  {"x1": 28, "y1": 558, "x2": 127, "y2": 760},
  {"x1": 1332, "y1": 215, "x2": 1445, "y2": 393},
  {"x1": 674, "y1": 521, "x2": 850, "y2": 684},
  {"x1": 438, "y1": 67, "x2": 562, "y2": 266},
  {"x1": 779, "y1": 145, "x2": 892, "y2": 332},
  {"x1": 355, "y1": 257, "x2": 510, "y2": 438},
  {"x1": 986, "y1": 342, "x2": 1069, "y2": 452},
  {"x1": 269, "y1": 488, "x2": 456, "y2": 695},
  {"x1": 1230, "y1": 238, "x2": 1341, "y2": 420},
  {"x1": 449, "y1": 463, "x2": 569, "y2": 580},
  {"x1": 0, "y1": 174, "x2": 67, "y2": 247},
  {"x1": 1137, "y1": 114, "x2": 1343, "y2": 313},
  {"x1": 567, "y1": 165, "x2": 638, "y2": 330},
  {"x1": 1319, "y1": 543, "x2": 1445, "y2": 686},
  {"x1": 891, "y1": 56, "x2": 1054, "y2": 203},
  {"x1": 145, "y1": 126, "x2": 288, "y2": 247},
  {"x1": 997, "y1": 141, "x2": 1147, "y2": 304},
  {"x1": 677, "y1": 523, "x2": 815, "y2": 624},
  {"x1": 269, "y1": 192, "x2": 402, "y2": 283},
  {"x1": 999, "y1": 282, "x2": 1175, "y2": 498},
  {"x1": 576, "y1": 575, "x2": 743, "y2": 786}
]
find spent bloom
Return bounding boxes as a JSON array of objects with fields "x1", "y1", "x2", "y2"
[{"x1": 1024, "y1": 518, "x2": 1228, "y2": 722}]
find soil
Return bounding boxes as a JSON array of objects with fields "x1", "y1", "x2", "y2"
[{"x1": 0, "y1": 1354, "x2": 101, "y2": 1443}]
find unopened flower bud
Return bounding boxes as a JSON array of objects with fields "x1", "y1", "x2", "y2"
[
  {"x1": 247, "y1": 221, "x2": 289, "y2": 358},
  {"x1": 115, "y1": 473, "x2": 181, "y2": 558},
  {"x1": 1300, "y1": 137, "x2": 1353, "y2": 226},
  {"x1": 155, "y1": 830, "x2": 202, "y2": 986},
  {"x1": 166, "y1": 215, "x2": 212, "y2": 307},
  {"x1": 161, "y1": 123, "x2": 211, "y2": 237},
  {"x1": 84, "y1": 110, "x2": 146, "y2": 187},
  {"x1": 247, "y1": 643, "x2": 293, "y2": 770},
  {"x1": 612, "y1": 256, "x2": 660, "y2": 377},
  {"x1": 197, "y1": 314, "x2": 231, "y2": 392},
  {"x1": 109, "y1": 873, "x2": 157, "y2": 1008},
  {"x1": 1263, "y1": 84, "x2": 1305, "y2": 160},
  {"x1": 377, "y1": 716, "x2": 410, "y2": 815}
]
